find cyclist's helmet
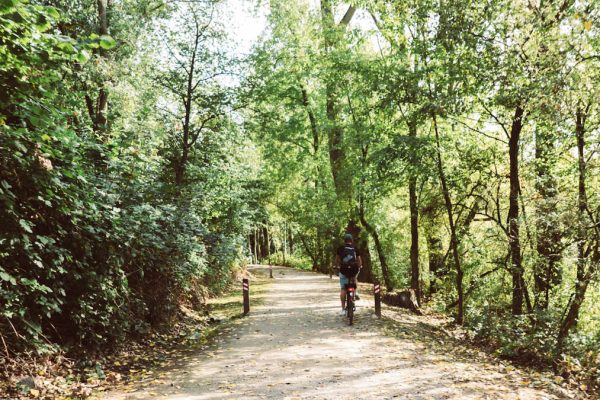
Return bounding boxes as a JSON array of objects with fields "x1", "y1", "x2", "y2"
[{"x1": 343, "y1": 233, "x2": 353, "y2": 241}]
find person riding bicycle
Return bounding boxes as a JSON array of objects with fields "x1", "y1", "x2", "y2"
[{"x1": 335, "y1": 233, "x2": 362, "y2": 315}]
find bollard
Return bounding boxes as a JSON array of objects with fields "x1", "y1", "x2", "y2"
[
  {"x1": 269, "y1": 266, "x2": 273, "y2": 279},
  {"x1": 242, "y1": 278, "x2": 250, "y2": 315},
  {"x1": 374, "y1": 282, "x2": 381, "y2": 318}
]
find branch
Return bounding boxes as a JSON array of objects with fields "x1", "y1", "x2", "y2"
[
  {"x1": 339, "y1": 5, "x2": 356, "y2": 26},
  {"x1": 446, "y1": 115, "x2": 508, "y2": 145},
  {"x1": 187, "y1": 113, "x2": 218, "y2": 148},
  {"x1": 480, "y1": 101, "x2": 510, "y2": 140},
  {"x1": 191, "y1": 72, "x2": 234, "y2": 92},
  {"x1": 84, "y1": 94, "x2": 96, "y2": 123}
]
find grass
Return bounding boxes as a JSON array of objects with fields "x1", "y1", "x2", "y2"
[
  {"x1": 206, "y1": 270, "x2": 272, "y2": 321},
  {"x1": 84, "y1": 269, "x2": 274, "y2": 399}
]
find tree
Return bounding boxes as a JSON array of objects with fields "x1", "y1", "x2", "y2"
[{"x1": 155, "y1": 1, "x2": 229, "y2": 190}]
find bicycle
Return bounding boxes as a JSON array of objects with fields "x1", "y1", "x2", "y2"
[{"x1": 345, "y1": 278, "x2": 357, "y2": 325}]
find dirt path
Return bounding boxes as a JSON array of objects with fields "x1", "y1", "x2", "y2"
[{"x1": 101, "y1": 265, "x2": 580, "y2": 400}]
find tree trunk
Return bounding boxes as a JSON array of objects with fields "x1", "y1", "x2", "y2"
[
  {"x1": 432, "y1": 113, "x2": 464, "y2": 324},
  {"x1": 248, "y1": 233, "x2": 255, "y2": 264},
  {"x1": 85, "y1": 0, "x2": 111, "y2": 138},
  {"x1": 320, "y1": 0, "x2": 344, "y2": 197},
  {"x1": 288, "y1": 228, "x2": 294, "y2": 254},
  {"x1": 282, "y1": 221, "x2": 287, "y2": 265},
  {"x1": 175, "y1": 25, "x2": 199, "y2": 188},
  {"x1": 508, "y1": 105, "x2": 525, "y2": 315},
  {"x1": 556, "y1": 105, "x2": 597, "y2": 355},
  {"x1": 259, "y1": 225, "x2": 269, "y2": 260},
  {"x1": 299, "y1": 234, "x2": 317, "y2": 271},
  {"x1": 359, "y1": 205, "x2": 393, "y2": 291},
  {"x1": 256, "y1": 228, "x2": 260, "y2": 263},
  {"x1": 320, "y1": 0, "x2": 355, "y2": 197},
  {"x1": 95, "y1": 0, "x2": 109, "y2": 132},
  {"x1": 407, "y1": 119, "x2": 420, "y2": 303}
]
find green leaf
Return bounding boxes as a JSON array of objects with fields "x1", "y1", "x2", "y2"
[
  {"x1": 56, "y1": 40, "x2": 76, "y2": 53},
  {"x1": 0, "y1": 271, "x2": 17, "y2": 285},
  {"x1": 19, "y1": 219, "x2": 33, "y2": 233},
  {"x1": 99, "y1": 35, "x2": 116, "y2": 50},
  {"x1": 77, "y1": 50, "x2": 90, "y2": 63},
  {"x1": 45, "y1": 6, "x2": 59, "y2": 19}
]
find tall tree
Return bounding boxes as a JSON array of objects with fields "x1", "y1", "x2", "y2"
[{"x1": 156, "y1": 2, "x2": 229, "y2": 190}]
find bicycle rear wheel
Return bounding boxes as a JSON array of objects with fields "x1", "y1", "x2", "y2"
[{"x1": 346, "y1": 292, "x2": 354, "y2": 325}]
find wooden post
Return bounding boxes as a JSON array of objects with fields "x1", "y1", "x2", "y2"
[
  {"x1": 374, "y1": 282, "x2": 381, "y2": 318},
  {"x1": 243, "y1": 278, "x2": 249, "y2": 315},
  {"x1": 269, "y1": 266, "x2": 273, "y2": 279}
]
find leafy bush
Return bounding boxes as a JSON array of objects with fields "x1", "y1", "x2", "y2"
[
  {"x1": 0, "y1": 1, "x2": 252, "y2": 355},
  {"x1": 467, "y1": 307, "x2": 599, "y2": 390}
]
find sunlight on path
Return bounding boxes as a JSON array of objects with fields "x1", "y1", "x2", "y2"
[{"x1": 100, "y1": 266, "x2": 572, "y2": 400}]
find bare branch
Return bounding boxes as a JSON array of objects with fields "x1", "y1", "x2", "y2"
[
  {"x1": 339, "y1": 5, "x2": 356, "y2": 26},
  {"x1": 480, "y1": 101, "x2": 510, "y2": 140}
]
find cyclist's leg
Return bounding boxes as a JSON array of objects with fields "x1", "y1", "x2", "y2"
[
  {"x1": 339, "y1": 273, "x2": 349, "y2": 311},
  {"x1": 351, "y1": 274, "x2": 360, "y2": 300}
]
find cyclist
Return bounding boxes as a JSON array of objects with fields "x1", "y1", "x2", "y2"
[{"x1": 335, "y1": 233, "x2": 362, "y2": 315}]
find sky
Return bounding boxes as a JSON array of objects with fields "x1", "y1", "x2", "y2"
[
  {"x1": 221, "y1": 0, "x2": 269, "y2": 57},
  {"x1": 220, "y1": 0, "x2": 378, "y2": 57}
]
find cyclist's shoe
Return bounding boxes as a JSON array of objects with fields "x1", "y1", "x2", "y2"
[
  {"x1": 339, "y1": 309, "x2": 346, "y2": 316},
  {"x1": 355, "y1": 294, "x2": 360, "y2": 300}
]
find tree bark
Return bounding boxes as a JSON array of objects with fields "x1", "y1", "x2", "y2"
[
  {"x1": 556, "y1": 105, "x2": 597, "y2": 354},
  {"x1": 408, "y1": 119, "x2": 420, "y2": 303},
  {"x1": 299, "y1": 234, "x2": 318, "y2": 271},
  {"x1": 320, "y1": 0, "x2": 355, "y2": 200},
  {"x1": 432, "y1": 113, "x2": 464, "y2": 324},
  {"x1": 359, "y1": 203, "x2": 392, "y2": 291},
  {"x1": 94, "y1": 0, "x2": 109, "y2": 133},
  {"x1": 175, "y1": 18, "x2": 201, "y2": 188},
  {"x1": 259, "y1": 225, "x2": 269, "y2": 259},
  {"x1": 508, "y1": 105, "x2": 525, "y2": 315},
  {"x1": 301, "y1": 83, "x2": 319, "y2": 155},
  {"x1": 254, "y1": 228, "x2": 259, "y2": 263},
  {"x1": 288, "y1": 228, "x2": 294, "y2": 254}
]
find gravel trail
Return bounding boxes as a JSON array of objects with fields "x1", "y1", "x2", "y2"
[{"x1": 102, "y1": 265, "x2": 579, "y2": 400}]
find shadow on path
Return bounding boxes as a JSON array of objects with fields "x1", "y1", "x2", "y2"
[{"x1": 100, "y1": 265, "x2": 574, "y2": 400}]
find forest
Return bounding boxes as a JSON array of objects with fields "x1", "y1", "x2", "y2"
[{"x1": 0, "y1": 0, "x2": 598, "y2": 396}]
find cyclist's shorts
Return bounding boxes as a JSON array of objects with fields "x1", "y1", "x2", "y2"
[{"x1": 339, "y1": 273, "x2": 352, "y2": 288}]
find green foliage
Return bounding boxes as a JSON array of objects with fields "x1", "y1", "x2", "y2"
[
  {"x1": 468, "y1": 309, "x2": 600, "y2": 388},
  {"x1": 270, "y1": 251, "x2": 312, "y2": 271},
  {"x1": 242, "y1": 0, "x2": 599, "y2": 388},
  {"x1": 0, "y1": 0, "x2": 597, "y2": 392},
  {"x1": 0, "y1": 0, "x2": 258, "y2": 354}
]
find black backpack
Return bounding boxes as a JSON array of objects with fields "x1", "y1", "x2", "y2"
[{"x1": 340, "y1": 245, "x2": 359, "y2": 276}]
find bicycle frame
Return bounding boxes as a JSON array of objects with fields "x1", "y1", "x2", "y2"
[{"x1": 344, "y1": 281, "x2": 357, "y2": 325}]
